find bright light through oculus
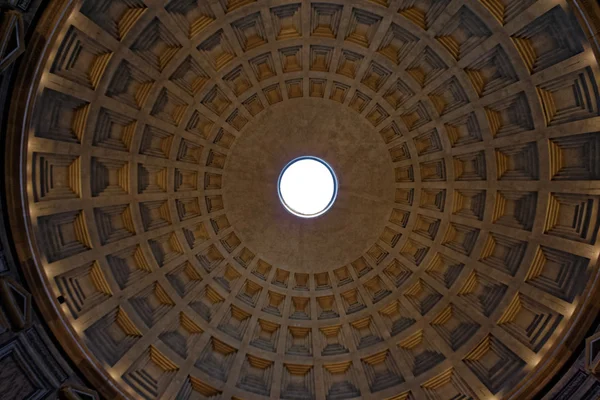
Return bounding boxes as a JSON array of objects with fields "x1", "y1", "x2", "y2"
[{"x1": 278, "y1": 157, "x2": 338, "y2": 218}]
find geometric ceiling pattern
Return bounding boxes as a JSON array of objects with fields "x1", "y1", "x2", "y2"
[{"x1": 10, "y1": 0, "x2": 600, "y2": 399}]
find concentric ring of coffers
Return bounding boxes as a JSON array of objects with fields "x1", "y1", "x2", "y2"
[{"x1": 8, "y1": 0, "x2": 600, "y2": 399}]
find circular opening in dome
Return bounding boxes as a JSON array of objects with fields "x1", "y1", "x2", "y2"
[{"x1": 278, "y1": 156, "x2": 338, "y2": 218}]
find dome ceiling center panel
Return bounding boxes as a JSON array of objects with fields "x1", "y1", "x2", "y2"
[{"x1": 224, "y1": 99, "x2": 394, "y2": 272}]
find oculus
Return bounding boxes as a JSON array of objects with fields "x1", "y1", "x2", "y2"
[{"x1": 278, "y1": 156, "x2": 338, "y2": 218}]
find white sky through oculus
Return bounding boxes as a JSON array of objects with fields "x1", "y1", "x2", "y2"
[{"x1": 279, "y1": 157, "x2": 337, "y2": 217}]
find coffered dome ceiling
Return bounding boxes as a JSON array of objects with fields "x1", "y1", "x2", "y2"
[{"x1": 6, "y1": 0, "x2": 600, "y2": 399}]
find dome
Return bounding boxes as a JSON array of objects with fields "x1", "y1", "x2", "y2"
[{"x1": 3, "y1": 0, "x2": 600, "y2": 399}]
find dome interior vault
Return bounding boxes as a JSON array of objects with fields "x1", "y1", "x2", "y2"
[{"x1": 9, "y1": 0, "x2": 600, "y2": 399}]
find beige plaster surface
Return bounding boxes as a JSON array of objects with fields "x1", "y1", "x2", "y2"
[{"x1": 224, "y1": 99, "x2": 395, "y2": 272}]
